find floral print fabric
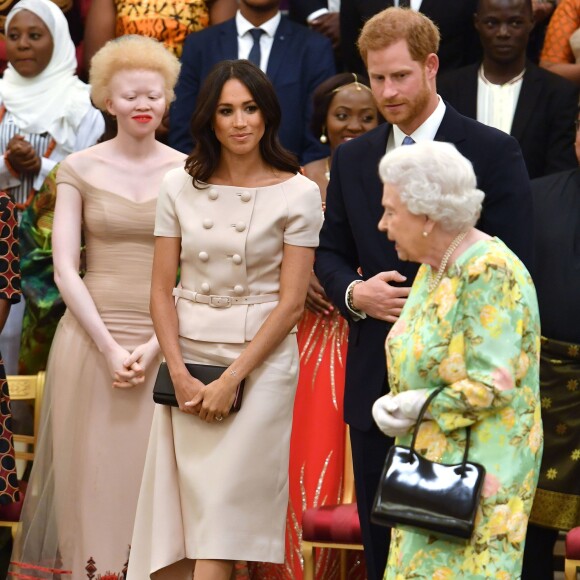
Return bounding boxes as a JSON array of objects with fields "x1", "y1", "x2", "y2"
[{"x1": 383, "y1": 237, "x2": 542, "y2": 579}]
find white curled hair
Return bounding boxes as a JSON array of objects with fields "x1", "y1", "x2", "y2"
[{"x1": 378, "y1": 141, "x2": 485, "y2": 233}]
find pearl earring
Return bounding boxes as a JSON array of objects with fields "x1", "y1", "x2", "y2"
[
  {"x1": 320, "y1": 128, "x2": 328, "y2": 144},
  {"x1": 422, "y1": 231, "x2": 429, "y2": 237}
]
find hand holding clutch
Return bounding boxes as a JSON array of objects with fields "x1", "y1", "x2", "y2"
[{"x1": 372, "y1": 393, "x2": 415, "y2": 437}]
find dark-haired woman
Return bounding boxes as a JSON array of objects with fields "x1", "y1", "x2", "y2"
[{"x1": 127, "y1": 59, "x2": 322, "y2": 580}]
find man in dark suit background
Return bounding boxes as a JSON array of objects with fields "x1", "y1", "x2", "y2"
[
  {"x1": 315, "y1": 8, "x2": 533, "y2": 580},
  {"x1": 288, "y1": 0, "x2": 340, "y2": 50},
  {"x1": 438, "y1": 0, "x2": 578, "y2": 179},
  {"x1": 169, "y1": 0, "x2": 336, "y2": 164},
  {"x1": 340, "y1": 0, "x2": 481, "y2": 75}
]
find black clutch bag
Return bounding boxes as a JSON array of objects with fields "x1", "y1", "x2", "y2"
[
  {"x1": 371, "y1": 386, "x2": 486, "y2": 540},
  {"x1": 153, "y1": 362, "x2": 245, "y2": 412}
]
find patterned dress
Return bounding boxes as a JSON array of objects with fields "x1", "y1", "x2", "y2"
[
  {"x1": 113, "y1": 0, "x2": 210, "y2": 57},
  {"x1": 0, "y1": 191, "x2": 21, "y2": 505},
  {"x1": 384, "y1": 237, "x2": 542, "y2": 580}
]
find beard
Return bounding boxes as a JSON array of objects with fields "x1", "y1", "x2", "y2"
[{"x1": 380, "y1": 73, "x2": 432, "y2": 131}]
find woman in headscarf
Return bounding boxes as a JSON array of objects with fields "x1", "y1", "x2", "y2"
[{"x1": 0, "y1": 0, "x2": 104, "y2": 374}]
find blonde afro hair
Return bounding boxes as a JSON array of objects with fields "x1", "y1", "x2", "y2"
[{"x1": 89, "y1": 35, "x2": 181, "y2": 111}]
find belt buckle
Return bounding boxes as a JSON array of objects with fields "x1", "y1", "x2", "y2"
[{"x1": 209, "y1": 295, "x2": 232, "y2": 308}]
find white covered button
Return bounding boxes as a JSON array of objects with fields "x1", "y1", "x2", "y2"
[
  {"x1": 232, "y1": 254, "x2": 242, "y2": 265},
  {"x1": 235, "y1": 221, "x2": 246, "y2": 232},
  {"x1": 234, "y1": 284, "x2": 244, "y2": 295},
  {"x1": 200, "y1": 282, "x2": 210, "y2": 293},
  {"x1": 198, "y1": 251, "x2": 209, "y2": 262},
  {"x1": 240, "y1": 191, "x2": 252, "y2": 202},
  {"x1": 202, "y1": 218, "x2": 213, "y2": 229},
  {"x1": 208, "y1": 189, "x2": 219, "y2": 200}
]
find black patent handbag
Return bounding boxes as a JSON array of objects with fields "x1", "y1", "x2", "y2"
[{"x1": 371, "y1": 386, "x2": 486, "y2": 540}]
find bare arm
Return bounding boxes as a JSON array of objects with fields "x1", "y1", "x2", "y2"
[
  {"x1": 150, "y1": 236, "x2": 204, "y2": 411},
  {"x1": 83, "y1": 0, "x2": 117, "y2": 72},
  {"x1": 52, "y1": 181, "x2": 142, "y2": 385},
  {"x1": 208, "y1": 0, "x2": 238, "y2": 24},
  {"x1": 190, "y1": 244, "x2": 315, "y2": 422}
]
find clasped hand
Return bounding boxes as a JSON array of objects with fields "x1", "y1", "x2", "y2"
[
  {"x1": 107, "y1": 340, "x2": 159, "y2": 388},
  {"x1": 183, "y1": 375, "x2": 238, "y2": 423},
  {"x1": 372, "y1": 389, "x2": 430, "y2": 437},
  {"x1": 6, "y1": 135, "x2": 41, "y2": 175}
]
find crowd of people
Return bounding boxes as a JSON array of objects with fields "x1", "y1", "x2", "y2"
[{"x1": 0, "y1": 0, "x2": 577, "y2": 579}]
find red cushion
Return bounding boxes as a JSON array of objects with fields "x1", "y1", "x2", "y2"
[
  {"x1": 0, "y1": 480, "x2": 27, "y2": 522},
  {"x1": 566, "y1": 527, "x2": 580, "y2": 560},
  {"x1": 302, "y1": 503, "x2": 362, "y2": 544}
]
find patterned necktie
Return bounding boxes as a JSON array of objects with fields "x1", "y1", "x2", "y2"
[
  {"x1": 402, "y1": 135, "x2": 415, "y2": 145},
  {"x1": 248, "y1": 28, "x2": 265, "y2": 68}
]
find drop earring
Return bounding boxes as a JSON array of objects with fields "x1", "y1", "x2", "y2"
[{"x1": 320, "y1": 127, "x2": 328, "y2": 144}]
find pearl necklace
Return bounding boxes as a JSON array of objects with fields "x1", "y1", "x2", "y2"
[{"x1": 427, "y1": 231, "x2": 468, "y2": 292}]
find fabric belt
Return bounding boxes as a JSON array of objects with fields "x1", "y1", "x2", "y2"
[{"x1": 173, "y1": 287, "x2": 279, "y2": 308}]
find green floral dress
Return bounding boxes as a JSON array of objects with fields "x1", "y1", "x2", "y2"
[{"x1": 384, "y1": 237, "x2": 542, "y2": 580}]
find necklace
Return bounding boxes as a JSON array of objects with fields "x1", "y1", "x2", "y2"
[{"x1": 428, "y1": 231, "x2": 468, "y2": 292}]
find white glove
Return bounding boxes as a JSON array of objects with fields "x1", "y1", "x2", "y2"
[
  {"x1": 372, "y1": 393, "x2": 415, "y2": 437},
  {"x1": 393, "y1": 389, "x2": 430, "y2": 420}
]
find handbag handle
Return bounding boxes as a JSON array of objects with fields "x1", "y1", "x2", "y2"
[{"x1": 408, "y1": 385, "x2": 473, "y2": 477}]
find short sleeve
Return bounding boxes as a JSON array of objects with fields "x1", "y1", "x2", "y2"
[
  {"x1": 154, "y1": 171, "x2": 182, "y2": 238},
  {"x1": 55, "y1": 159, "x2": 83, "y2": 193},
  {"x1": 283, "y1": 175, "x2": 323, "y2": 247},
  {"x1": 0, "y1": 193, "x2": 20, "y2": 304}
]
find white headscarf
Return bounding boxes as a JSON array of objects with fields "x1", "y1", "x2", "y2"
[{"x1": 0, "y1": 0, "x2": 93, "y2": 152}]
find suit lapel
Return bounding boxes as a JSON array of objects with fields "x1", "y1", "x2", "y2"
[
  {"x1": 510, "y1": 64, "x2": 541, "y2": 141},
  {"x1": 361, "y1": 125, "x2": 390, "y2": 222},
  {"x1": 266, "y1": 18, "x2": 293, "y2": 82},
  {"x1": 220, "y1": 19, "x2": 239, "y2": 60},
  {"x1": 458, "y1": 65, "x2": 479, "y2": 119},
  {"x1": 435, "y1": 104, "x2": 468, "y2": 147}
]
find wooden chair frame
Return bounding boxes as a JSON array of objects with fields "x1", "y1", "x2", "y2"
[{"x1": 0, "y1": 372, "x2": 46, "y2": 538}]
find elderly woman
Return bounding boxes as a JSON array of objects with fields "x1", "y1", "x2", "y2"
[{"x1": 372, "y1": 141, "x2": 542, "y2": 579}]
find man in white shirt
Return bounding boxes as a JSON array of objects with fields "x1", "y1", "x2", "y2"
[{"x1": 438, "y1": 0, "x2": 578, "y2": 178}]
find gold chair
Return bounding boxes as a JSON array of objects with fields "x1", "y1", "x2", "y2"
[
  {"x1": 301, "y1": 428, "x2": 364, "y2": 580},
  {"x1": 0, "y1": 372, "x2": 46, "y2": 538}
]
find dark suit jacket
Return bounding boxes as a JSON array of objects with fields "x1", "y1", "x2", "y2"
[
  {"x1": 169, "y1": 16, "x2": 336, "y2": 164},
  {"x1": 289, "y1": 0, "x2": 328, "y2": 24},
  {"x1": 314, "y1": 104, "x2": 533, "y2": 431},
  {"x1": 438, "y1": 62, "x2": 579, "y2": 179},
  {"x1": 340, "y1": 0, "x2": 480, "y2": 75}
]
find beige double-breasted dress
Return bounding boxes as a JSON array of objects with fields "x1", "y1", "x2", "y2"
[{"x1": 127, "y1": 168, "x2": 322, "y2": 579}]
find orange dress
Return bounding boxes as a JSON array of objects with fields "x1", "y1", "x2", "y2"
[{"x1": 113, "y1": 0, "x2": 211, "y2": 57}]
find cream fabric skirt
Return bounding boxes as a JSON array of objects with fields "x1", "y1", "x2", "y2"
[{"x1": 127, "y1": 334, "x2": 299, "y2": 579}]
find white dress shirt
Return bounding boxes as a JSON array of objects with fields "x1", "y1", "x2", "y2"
[
  {"x1": 236, "y1": 11, "x2": 281, "y2": 72},
  {"x1": 477, "y1": 66, "x2": 524, "y2": 135},
  {"x1": 387, "y1": 96, "x2": 447, "y2": 152}
]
